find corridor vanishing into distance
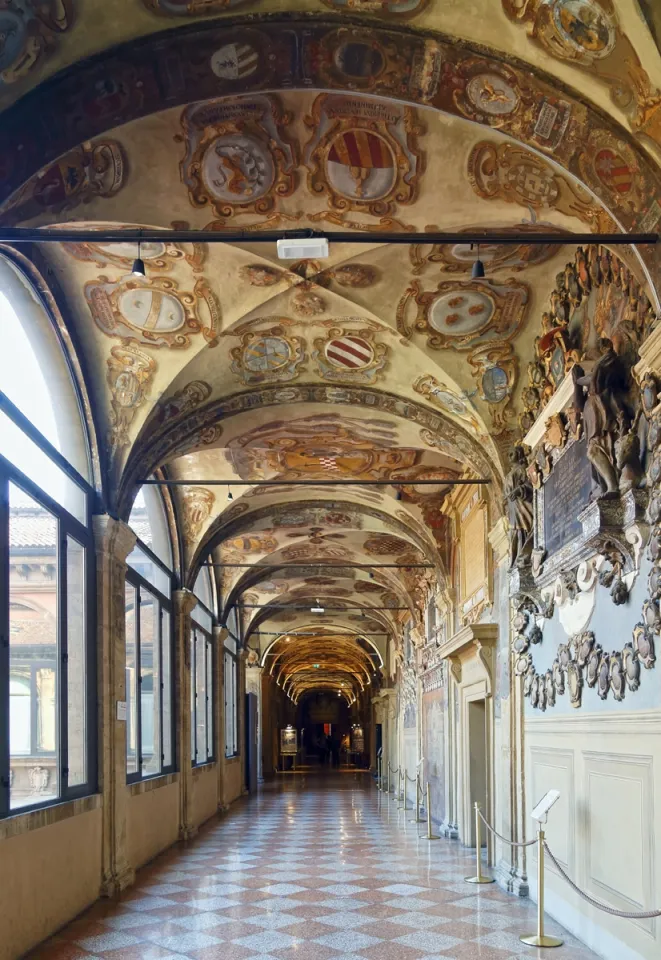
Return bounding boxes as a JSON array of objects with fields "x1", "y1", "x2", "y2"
[{"x1": 31, "y1": 775, "x2": 598, "y2": 960}]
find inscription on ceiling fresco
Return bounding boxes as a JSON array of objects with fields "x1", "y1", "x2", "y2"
[{"x1": 542, "y1": 438, "x2": 592, "y2": 557}]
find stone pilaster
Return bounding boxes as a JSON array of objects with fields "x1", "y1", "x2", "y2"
[
  {"x1": 239, "y1": 649, "x2": 248, "y2": 796},
  {"x1": 214, "y1": 627, "x2": 228, "y2": 813},
  {"x1": 173, "y1": 589, "x2": 198, "y2": 841},
  {"x1": 245, "y1": 664, "x2": 264, "y2": 782},
  {"x1": 94, "y1": 516, "x2": 136, "y2": 898}
]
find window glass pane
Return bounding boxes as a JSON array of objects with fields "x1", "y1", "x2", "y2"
[
  {"x1": 224, "y1": 635, "x2": 237, "y2": 654},
  {"x1": 129, "y1": 486, "x2": 173, "y2": 570},
  {"x1": 9, "y1": 483, "x2": 59, "y2": 809},
  {"x1": 127, "y1": 543, "x2": 171, "y2": 598},
  {"x1": 193, "y1": 567, "x2": 213, "y2": 613},
  {"x1": 125, "y1": 583, "x2": 138, "y2": 776},
  {"x1": 196, "y1": 632, "x2": 207, "y2": 762},
  {"x1": 190, "y1": 630, "x2": 196, "y2": 761},
  {"x1": 206, "y1": 641, "x2": 214, "y2": 761},
  {"x1": 225, "y1": 651, "x2": 237, "y2": 758},
  {"x1": 192, "y1": 602, "x2": 212, "y2": 632},
  {"x1": 162, "y1": 609, "x2": 172, "y2": 769},
  {"x1": 0, "y1": 260, "x2": 90, "y2": 480},
  {"x1": 1, "y1": 411, "x2": 86, "y2": 524},
  {"x1": 67, "y1": 537, "x2": 86, "y2": 787},
  {"x1": 140, "y1": 591, "x2": 161, "y2": 777}
]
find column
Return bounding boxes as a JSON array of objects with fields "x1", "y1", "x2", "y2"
[
  {"x1": 245, "y1": 663, "x2": 264, "y2": 783},
  {"x1": 491, "y1": 516, "x2": 530, "y2": 897},
  {"x1": 214, "y1": 626, "x2": 228, "y2": 812},
  {"x1": 239, "y1": 650, "x2": 248, "y2": 795},
  {"x1": 173, "y1": 589, "x2": 197, "y2": 841},
  {"x1": 94, "y1": 516, "x2": 136, "y2": 898}
]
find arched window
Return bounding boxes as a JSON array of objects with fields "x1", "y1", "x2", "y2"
[
  {"x1": 1, "y1": 254, "x2": 95, "y2": 818},
  {"x1": 125, "y1": 484, "x2": 175, "y2": 783}
]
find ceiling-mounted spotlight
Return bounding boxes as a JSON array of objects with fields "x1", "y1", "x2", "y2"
[
  {"x1": 311, "y1": 599, "x2": 325, "y2": 614},
  {"x1": 395, "y1": 488, "x2": 403, "y2": 501},
  {"x1": 471, "y1": 243, "x2": 485, "y2": 280},
  {"x1": 132, "y1": 240, "x2": 146, "y2": 278},
  {"x1": 227, "y1": 485, "x2": 233, "y2": 501}
]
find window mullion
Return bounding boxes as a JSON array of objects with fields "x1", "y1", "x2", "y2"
[
  {"x1": 0, "y1": 467, "x2": 9, "y2": 818},
  {"x1": 158, "y1": 604, "x2": 164, "y2": 772},
  {"x1": 59, "y1": 530, "x2": 69, "y2": 800},
  {"x1": 136, "y1": 585, "x2": 143, "y2": 774}
]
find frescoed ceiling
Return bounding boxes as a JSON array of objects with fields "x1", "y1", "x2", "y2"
[{"x1": 1, "y1": 2, "x2": 660, "y2": 701}]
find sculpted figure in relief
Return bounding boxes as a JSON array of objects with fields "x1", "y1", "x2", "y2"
[
  {"x1": 572, "y1": 337, "x2": 640, "y2": 496},
  {"x1": 503, "y1": 444, "x2": 534, "y2": 568}
]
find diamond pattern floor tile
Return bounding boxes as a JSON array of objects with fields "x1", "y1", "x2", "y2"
[{"x1": 29, "y1": 773, "x2": 601, "y2": 960}]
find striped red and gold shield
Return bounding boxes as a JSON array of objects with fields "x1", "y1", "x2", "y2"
[
  {"x1": 328, "y1": 130, "x2": 393, "y2": 172},
  {"x1": 325, "y1": 335, "x2": 374, "y2": 369},
  {"x1": 594, "y1": 149, "x2": 633, "y2": 195}
]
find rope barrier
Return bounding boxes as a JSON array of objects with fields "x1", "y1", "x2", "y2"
[
  {"x1": 477, "y1": 809, "x2": 536, "y2": 848},
  {"x1": 543, "y1": 842, "x2": 661, "y2": 919}
]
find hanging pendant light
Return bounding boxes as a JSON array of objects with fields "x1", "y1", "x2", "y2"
[
  {"x1": 471, "y1": 243, "x2": 485, "y2": 280},
  {"x1": 132, "y1": 240, "x2": 146, "y2": 278},
  {"x1": 227, "y1": 485, "x2": 233, "y2": 501}
]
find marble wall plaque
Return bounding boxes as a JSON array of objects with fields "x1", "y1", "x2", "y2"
[{"x1": 543, "y1": 438, "x2": 592, "y2": 557}]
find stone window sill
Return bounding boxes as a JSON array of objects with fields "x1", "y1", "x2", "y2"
[
  {"x1": 225, "y1": 755, "x2": 241, "y2": 764},
  {"x1": 128, "y1": 772, "x2": 179, "y2": 797},
  {"x1": 192, "y1": 761, "x2": 217, "y2": 777},
  {"x1": 0, "y1": 793, "x2": 101, "y2": 841}
]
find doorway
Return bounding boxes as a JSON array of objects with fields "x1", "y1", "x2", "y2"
[{"x1": 467, "y1": 698, "x2": 487, "y2": 848}]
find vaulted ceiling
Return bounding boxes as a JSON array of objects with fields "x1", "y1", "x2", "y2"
[{"x1": 2, "y1": 1, "x2": 660, "y2": 700}]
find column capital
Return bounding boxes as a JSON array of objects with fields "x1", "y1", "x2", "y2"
[
  {"x1": 173, "y1": 587, "x2": 198, "y2": 617},
  {"x1": 93, "y1": 515, "x2": 136, "y2": 564}
]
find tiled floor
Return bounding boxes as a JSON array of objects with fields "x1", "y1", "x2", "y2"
[{"x1": 30, "y1": 772, "x2": 600, "y2": 960}]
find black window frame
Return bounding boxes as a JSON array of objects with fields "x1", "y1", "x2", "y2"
[
  {"x1": 190, "y1": 608, "x2": 215, "y2": 768},
  {"x1": 0, "y1": 392, "x2": 96, "y2": 820},
  {"x1": 125, "y1": 543, "x2": 175, "y2": 785},
  {"x1": 224, "y1": 636, "x2": 239, "y2": 760}
]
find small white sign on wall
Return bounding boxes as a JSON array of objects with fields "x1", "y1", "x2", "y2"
[{"x1": 116, "y1": 700, "x2": 127, "y2": 722}]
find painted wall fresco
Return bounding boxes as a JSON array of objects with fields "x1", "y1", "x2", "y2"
[
  {"x1": 0, "y1": 139, "x2": 126, "y2": 225},
  {"x1": 0, "y1": 17, "x2": 658, "y2": 287},
  {"x1": 179, "y1": 95, "x2": 297, "y2": 222},
  {"x1": 502, "y1": 0, "x2": 661, "y2": 150},
  {"x1": 0, "y1": 0, "x2": 72, "y2": 87}
]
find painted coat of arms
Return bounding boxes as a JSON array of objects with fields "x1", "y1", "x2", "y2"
[
  {"x1": 85, "y1": 276, "x2": 220, "y2": 348},
  {"x1": 0, "y1": 140, "x2": 126, "y2": 225},
  {"x1": 230, "y1": 324, "x2": 306, "y2": 386},
  {"x1": 143, "y1": 0, "x2": 248, "y2": 13},
  {"x1": 304, "y1": 95, "x2": 423, "y2": 218},
  {"x1": 313, "y1": 327, "x2": 388, "y2": 385},
  {"x1": 321, "y1": 0, "x2": 429, "y2": 17},
  {"x1": 179, "y1": 95, "x2": 297, "y2": 219},
  {"x1": 397, "y1": 277, "x2": 530, "y2": 350},
  {"x1": 0, "y1": 0, "x2": 72, "y2": 86}
]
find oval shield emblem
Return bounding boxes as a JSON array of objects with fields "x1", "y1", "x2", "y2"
[
  {"x1": 243, "y1": 336, "x2": 292, "y2": 373},
  {"x1": 430, "y1": 290, "x2": 495, "y2": 336},
  {"x1": 202, "y1": 134, "x2": 275, "y2": 203},
  {"x1": 326, "y1": 131, "x2": 396, "y2": 201},
  {"x1": 325, "y1": 336, "x2": 374, "y2": 369},
  {"x1": 117, "y1": 289, "x2": 186, "y2": 332}
]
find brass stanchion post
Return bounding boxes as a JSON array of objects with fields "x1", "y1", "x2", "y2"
[
  {"x1": 465, "y1": 802, "x2": 495, "y2": 884},
  {"x1": 410, "y1": 774, "x2": 424, "y2": 822},
  {"x1": 521, "y1": 827, "x2": 563, "y2": 947},
  {"x1": 424, "y1": 782, "x2": 440, "y2": 840}
]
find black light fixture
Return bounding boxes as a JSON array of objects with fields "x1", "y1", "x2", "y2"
[
  {"x1": 132, "y1": 240, "x2": 146, "y2": 278},
  {"x1": 471, "y1": 243, "x2": 485, "y2": 280},
  {"x1": 227, "y1": 485, "x2": 233, "y2": 501},
  {"x1": 395, "y1": 488, "x2": 403, "y2": 501}
]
